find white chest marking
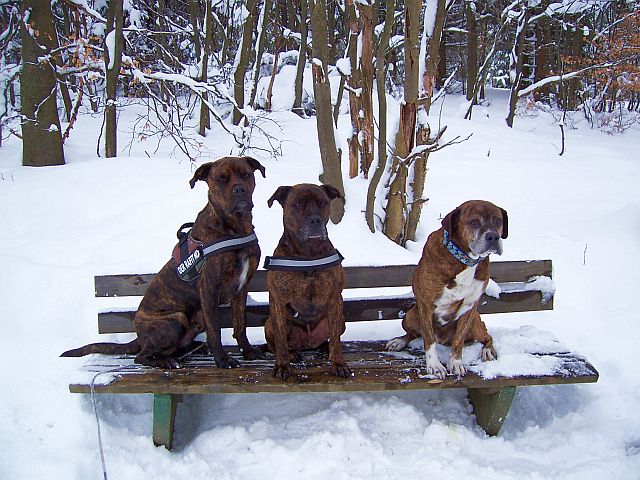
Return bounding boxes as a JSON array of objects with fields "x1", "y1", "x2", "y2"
[
  {"x1": 237, "y1": 257, "x2": 250, "y2": 293},
  {"x1": 433, "y1": 265, "x2": 486, "y2": 325}
]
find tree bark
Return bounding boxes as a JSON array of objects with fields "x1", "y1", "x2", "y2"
[
  {"x1": 198, "y1": 0, "x2": 212, "y2": 136},
  {"x1": 20, "y1": 0, "x2": 65, "y2": 166},
  {"x1": 506, "y1": 6, "x2": 529, "y2": 128},
  {"x1": 357, "y1": 2, "x2": 374, "y2": 178},
  {"x1": 345, "y1": 0, "x2": 361, "y2": 178},
  {"x1": 293, "y1": 0, "x2": 309, "y2": 115},
  {"x1": 383, "y1": 0, "x2": 420, "y2": 244},
  {"x1": 365, "y1": 0, "x2": 394, "y2": 233},
  {"x1": 310, "y1": 0, "x2": 345, "y2": 223},
  {"x1": 105, "y1": 0, "x2": 124, "y2": 158},
  {"x1": 233, "y1": 0, "x2": 258, "y2": 125},
  {"x1": 466, "y1": 0, "x2": 478, "y2": 103},
  {"x1": 249, "y1": 0, "x2": 272, "y2": 108}
]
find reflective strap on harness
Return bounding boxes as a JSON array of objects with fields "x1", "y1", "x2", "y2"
[
  {"x1": 202, "y1": 233, "x2": 258, "y2": 256},
  {"x1": 263, "y1": 251, "x2": 344, "y2": 271}
]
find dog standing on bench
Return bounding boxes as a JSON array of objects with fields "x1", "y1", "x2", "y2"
[
  {"x1": 386, "y1": 200, "x2": 507, "y2": 378},
  {"x1": 263, "y1": 183, "x2": 351, "y2": 380},
  {"x1": 62, "y1": 156, "x2": 266, "y2": 369}
]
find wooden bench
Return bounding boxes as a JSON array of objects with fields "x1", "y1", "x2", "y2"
[{"x1": 68, "y1": 260, "x2": 598, "y2": 450}]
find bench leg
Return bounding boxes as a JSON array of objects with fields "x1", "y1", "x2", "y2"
[
  {"x1": 153, "y1": 394, "x2": 182, "y2": 450},
  {"x1": 467, "y1": 386, "x2": 516, "y2": 436}
]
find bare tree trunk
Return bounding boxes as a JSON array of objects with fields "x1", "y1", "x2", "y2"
[
  {"x1": 365, "y1": 0, "x2": 394, "y2": 233},
  {"x1": 233, "y1": 0, "x2": 257, "y2": 125},
  {"x1": 249, "y1": 0, "x2": 272, "y2": 108},
  {"x1": 20, "y1": 0, "x2": 65, "y2": 166},
  {"x1": 310, "y1": 0, "x2": 345, "y2": 223},
  {"x1": 293, "y1": 0, "x2": 309, "y2": 115},
  {"x1": 466, "y1": 0, "x2": 478, "y2": 103},
  {"x1": 345, "y1": 0, "x2": 361, "y2": 178},
  {"x1": 188, "y1": 0, "x2": 203, "y2": 62},
  {"x1": 198, "y1": 0, "x2": 212, "y2": 136},
  {"x1": 384, "y1": 0, "x2": 420, "y2": 244},
  {"x1": 406, "y1": 0, "x2": 446, "y2": 242},
  {"x1": 105, "y1": 0, "x2": 124, "y2": 158},
  {"x1": 422, "y1": 0, "x2": 446, "y2": 114},
  {"x1": 357, "y1": 2, "x2": 374, "y2": 178},
  {"x1": 266, "y1": 4, "x2": 283, "y2": 111},
  {"x1": 506, "y1": 7, "x2": 529, "y2": 127}
]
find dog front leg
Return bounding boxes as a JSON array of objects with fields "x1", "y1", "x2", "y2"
[
  {"x1": 231, "y1": 289, "x2": 265, "y2": 360},
  {"x1": 416, "y1": 298, "x2": 446, "y2": 379},
  {"x1": 200, "y1": 282, "x2": 239, "y2": 369},
  {"x1": 448, "y1": 307, "x2": 478, "y2": 378},
  {"x1": 270, "y1": 298, "x2": 291, "y2": 380},
  {"x1": 328, "y1": 297, "x2": 351, "y2": 378}
]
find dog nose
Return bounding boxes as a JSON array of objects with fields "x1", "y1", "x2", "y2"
[
  {"x1": 308, "y1": 215, "x2": 323, "y2": 226},
  {"x1": 485, "y1": 231, "x2": 499, "y2": 243},
  {"x1": 232, "y1": 184, "x2": 247, "y2": 196}
]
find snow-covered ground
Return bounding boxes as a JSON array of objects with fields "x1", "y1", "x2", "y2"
[{"x1": 1, "y1": 88, "x2": 639, "y2": 479}]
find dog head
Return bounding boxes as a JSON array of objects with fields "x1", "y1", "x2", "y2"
[
  {"x1": 189, "y1": 156, "x2": 266, "y2": 216},
  {"x1": 441, "y1": 200, "x2": 508, "y2": 257},
  {"x1": 268, "y1": 184, "x2": 343, "y2": 241}
]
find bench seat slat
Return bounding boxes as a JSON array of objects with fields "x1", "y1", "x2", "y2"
[
  {"x1": 94, "y1": 260, "x2": 552, "y2": 297},
  {"x1": 68, "y1": 340, "x2": 598, "y2": 395},
  {"x1": 97, "y1": 290, "x2": 553, "y2": 334}
]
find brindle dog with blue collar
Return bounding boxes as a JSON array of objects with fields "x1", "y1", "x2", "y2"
[
  {"x1": 264, "y1": 183, "x2": 351, "y2": 380},
  {"x1": 62, "y1": 156, "x2": 266, "y2": 369},
  {"x1": 386, "y1": 200, "x2": 508, "y2": 378}
]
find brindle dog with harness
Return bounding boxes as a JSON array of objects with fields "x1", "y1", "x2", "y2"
[
  {"x1": 62, "y1": 156, "x2": 266, "y2": 369},
  {"x1": 263, "y1": 183, "x2": 351, "y2": 380}
]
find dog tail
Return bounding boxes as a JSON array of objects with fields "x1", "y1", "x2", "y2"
[{"x1": 60, "y1": 339, "x2": 140, "y2": 357}]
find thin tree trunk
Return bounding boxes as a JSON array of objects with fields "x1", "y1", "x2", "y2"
[
  {"x1": 357, "y1": 2, "x2": 374, "y2": 178},
  {"x1": 506, "y1": 7, "x2": 529, "y2": 128},
  {"x1": 249, "y1": 0, "x2": 272, "y2": 108},
  {"x1": 105, "y1": 0, "x2": 124, "y2": 158},
  {"x1": 310, "y1": 0, "x2": 345, "y2": 223},
  {"x1": 345, "y1": 0, "x2": 361, "y2": 178},
  {"x1": 365, "y1": 0, "x2": 394, "y2": 232},
  {"x1": 233, "y1": 0, "x2": 258, "y2": 125},
  {"x1": 422, "y1": 0, "x2": 446, "y2": 115},
  {"x1": 293, "y1": 0, "x2": 309, "y2": 115},
  {"x1": 20, "y1": 0, "x2": 65, "y2": 166},
  {"x1": 198, "y1": 0, "x2": 212, "y2": 136},
  {"x1": 384, "y1": 0, "x2": 420, "y2": 244},
  {"x1": 466, "y1": 0, "x2": 478, "y2": 103}
]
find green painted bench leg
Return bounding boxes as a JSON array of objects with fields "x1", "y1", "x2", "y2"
[
  {"x1": 153, "y1": 394, "x2": 182, "y2": 450},
  {"x1": 467, "y1": 386, "x2": 516, "y2": 436}
]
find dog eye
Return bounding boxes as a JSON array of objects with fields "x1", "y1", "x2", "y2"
[
  {"x1": 240, "y1": 172, "x2": 251, "y2": 179},
  {"x1": 494, "y1": 218, "x2": 503, "y2": 227},
  {"x1": 294, "y1": 201, "x2": 303, "y2": 208},
  {"x1": 216, "y1": 176, "x2": 228, "y2": 183},
  {"x1": 468, "y1": 219, "x2": 481, "y2": 229}
]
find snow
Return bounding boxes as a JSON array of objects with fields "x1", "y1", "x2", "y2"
[{"x1": 1, "y1": 88, "x2": 640, "y2": 479}]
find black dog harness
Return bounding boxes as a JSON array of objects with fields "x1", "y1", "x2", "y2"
[
  {"x1": 263, "y1": 250, "x2": 344, "y2": 271},
  {"x1": 173, "y1": 222, "x2": 258, "y2": 285}
]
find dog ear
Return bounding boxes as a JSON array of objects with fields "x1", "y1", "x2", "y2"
[
  {"x1": 189, "y1": 162, "x2": 213, "y2": 189},
  {"x1": 267, "y1": 186, "x2": 292, "y2": 208},
  {"x1": 441, "y1": 207, "x2": 460, "y2": 233},
  {"x1": 499, "y1": 207, "x2": 508, "y2": 239},
  {"x1": 243, "y1": 156, "x2": 266, "y2": 178},
  {"x1": 321, "y1": 184, "x2": 343, "y2": 201}
]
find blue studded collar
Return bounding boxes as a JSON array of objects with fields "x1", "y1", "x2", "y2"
[{"x1": 442, "y1": 230, "x2": 485, "y2": 267}]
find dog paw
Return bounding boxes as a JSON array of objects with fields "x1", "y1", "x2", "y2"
[
  {"x1": 272, "y1": 365, "x2": 291, "y2": 380},
  {"x1": 216, "y1": 355, "x2": 240, "y2": 369},
  {"x1": 425, "y1": 358, "x2": 447, "y2": 379},
  {"x1": 481, "y1": 346, "x2": 497, "y2": 362},
  {"x1": 333, "y1": 363, "x2": 353, "y2": 378},
  {"x1": 447, "y1": 357, "x2": 466, "y2": 378},
  {"x1": 242, "y1": 347, "x2": 266, "y2": 361},
  {"x1": 385, "y1": 337, "x2": 407, "y2": 351}
]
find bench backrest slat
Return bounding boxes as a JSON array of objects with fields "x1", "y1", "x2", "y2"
[
  {"x1": 97, "y1": 291, "x2": 552, "y2": 334},
  {"x1": 95, "y1": 260, "x2": 552, "y2": 297}
]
